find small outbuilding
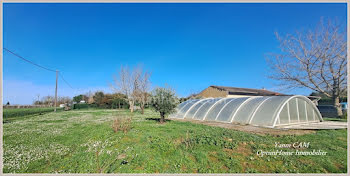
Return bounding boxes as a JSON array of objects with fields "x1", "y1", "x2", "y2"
[{"x1": 170, "y1": 95, "x2": 323, "y2": 128}]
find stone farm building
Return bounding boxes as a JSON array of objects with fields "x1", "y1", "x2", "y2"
[
  {"x1": 194, "y1": 85, "x2": 320, "y2": 105},
  {"x1": 196, "y1": 85, "x2": 285, "y2": 98}
]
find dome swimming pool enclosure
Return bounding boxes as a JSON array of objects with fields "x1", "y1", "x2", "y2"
[{"x1": 170, "y1": 95, "x2": 323, "y2": 128}]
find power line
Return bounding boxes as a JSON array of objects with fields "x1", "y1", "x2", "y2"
[
  {"x1": 4, "y1": 48, "x2": 57, "y2": 72},
  {"x1": 4, "y1": 47, "x2": 75, "y2": 89},
  {"x1": 59, "y1": 73, "x2": 74, "y2": 89}
]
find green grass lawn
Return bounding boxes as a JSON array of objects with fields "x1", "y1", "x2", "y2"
[
  {"x1": 3, "y1": 109, "x2": 347, "y2": 173},
  {"x1": 323, "y1": 117, "x2": 347, "y2": 122}
]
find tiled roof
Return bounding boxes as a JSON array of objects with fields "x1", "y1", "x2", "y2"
[{"x1": 210, "y1": 85, "x2": 287, "y2": 96}]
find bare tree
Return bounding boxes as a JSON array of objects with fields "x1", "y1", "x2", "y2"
[
  {"x1": 112, "y1": 65, "x2": 139, "y2": 113},
  {"x1": 36, "y1": 94, "x2": 40, "y2": 102},
  {"x1": 57, "y1": 96, "x2": 72, "y2": 105},
  {"x1": 86, "y1": 91, "x2": 94, "y2": 104},
  {"x1": 42, "y1": 95, "x2": 54, "y2": 106},
  {"x1": 134, "y1": 66, "x2": 151, "y2": 114},
  {"x1": 267, "y1": 18, "x2": 347, "y2": 116}
]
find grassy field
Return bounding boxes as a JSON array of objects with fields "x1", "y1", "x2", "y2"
[
  {"x1": 3, "y1": 107, "x2": 63, "y2": 120},
  {"x1": 3, "y1": 109, "x2": 347, "y2": 173}
]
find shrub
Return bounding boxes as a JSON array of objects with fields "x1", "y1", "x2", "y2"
[
  {"x1": 150, "y1": 87, "x2": 179, "y2": 123},
  {"x1": 112, "y1": 116, "x2": 132, "y2": 133},
  {"x1": 73, "y1": 103, "x2": 89, "y2": 109},
  {"x1": 73, "y1": 94, "x2": 88, "y2": 103}
]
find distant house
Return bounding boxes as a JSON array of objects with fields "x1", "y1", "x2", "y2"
[{"x1": 196, "y1": 85, "x2": 286, "y2": 98}]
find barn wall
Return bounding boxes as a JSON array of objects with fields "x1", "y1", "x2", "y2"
[
  {"x1": 197, "y1": 87, "x2": 228, "y2": 98},
  {"x1": 227, "y1": 95, "x2": 251, "y2": 98}
]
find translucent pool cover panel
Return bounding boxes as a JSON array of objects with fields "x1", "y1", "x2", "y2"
[
  {"x1": 306, "y1": 102, "x2": 315, "y2": 122},
  {"x1": 170, "y1": 96, "x2": 323, "y2": 128},
  {"x1": 250, "y1": 96, "x2": 291, "y2": 127},
  {"x1": 233, "y1": 97, "x2": 269, "y2": 124},
  {"x1": 279, "y1": 104, "x2": 289, "y2": 125},
  {"x1": 184, "y1": 99, "x2": 212, "y2": 119},
  {"x1": 169, "y1": 101, "x2": 190, "y2": 118},
  {"x1": 205, "y1": 98, "x2": 234, "y2": 121},
  {"x1": 297, "y1": 98, "x2": 307, "y2": 122},
  {"x1": 194, "y1": 98, "x2": 221, "y2": 120},
  {"x1": 216, "y1": 97, "x2": 250, "y2": 122},
  {"x1": 288, "y1": 98, "x2": 299, "y2": 123},
  {"x1": 175, "y1": 99, "x2": 201, "y2": 118},
  {"x1": 177, "y1": 101, "x2": 190, "y2": 110}
]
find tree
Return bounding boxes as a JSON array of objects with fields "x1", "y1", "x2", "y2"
[
  {"x1": 150, "y1": 86, "x2": 178, "y2": 123},
  {"x1": 36, "y1": 94, "x2": 40, "y2": 103},
  {"x1": 33, "y1": 100, "x2": 42, "y2": 105},
  {"x1": 57, "y1": 96, "x2": 72, "y2": 105},
  {"x1": 266, "y1": 18, "x2": 347, "y2": 116},
  {"x1": 134, "y1": 66, "x2": 151, "y2": 114},
  {"x1": 93, "y1": 91, "x2": 105, "y2": 107},
  {"x1": 73, "y1": 94, "x2": 87, "y2": 103},
  {"x1": 112, "y1": 65, "x2": 143, "y2": 113},
  {"x1": 87, "y1": 91, "x2": 94, "y2": 104},
  {"x1": 33, "y1": 96, "x2": 72, "y2": 106},
  {"x1": 42, "y1": 96, "x2": 54, "y2": 106},
  {"x1": 111, "y1": 93, "x2": 128, "y2": 109},
  {"x1": 310, "y1": 91, "x2": 347, "y2": 105},
  {"x1": 179, "y1": 97, "x2": 187, "y2": 104}
]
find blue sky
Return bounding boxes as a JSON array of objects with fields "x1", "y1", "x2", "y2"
[{"x1": 3, "y1": 3, "x2": 347, "y2": 105}]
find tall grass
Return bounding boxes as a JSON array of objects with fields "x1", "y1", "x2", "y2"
[{"x1": 112, "y1": 116, "x2": 132, "y2": 133}]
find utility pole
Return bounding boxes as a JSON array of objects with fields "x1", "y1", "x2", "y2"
[
  {"x1": 36, "y1": 94, "x2": 40, "y2": 106},
  {"x1": 54, "y1": 70, "x2": 58, "y2": 112}
]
